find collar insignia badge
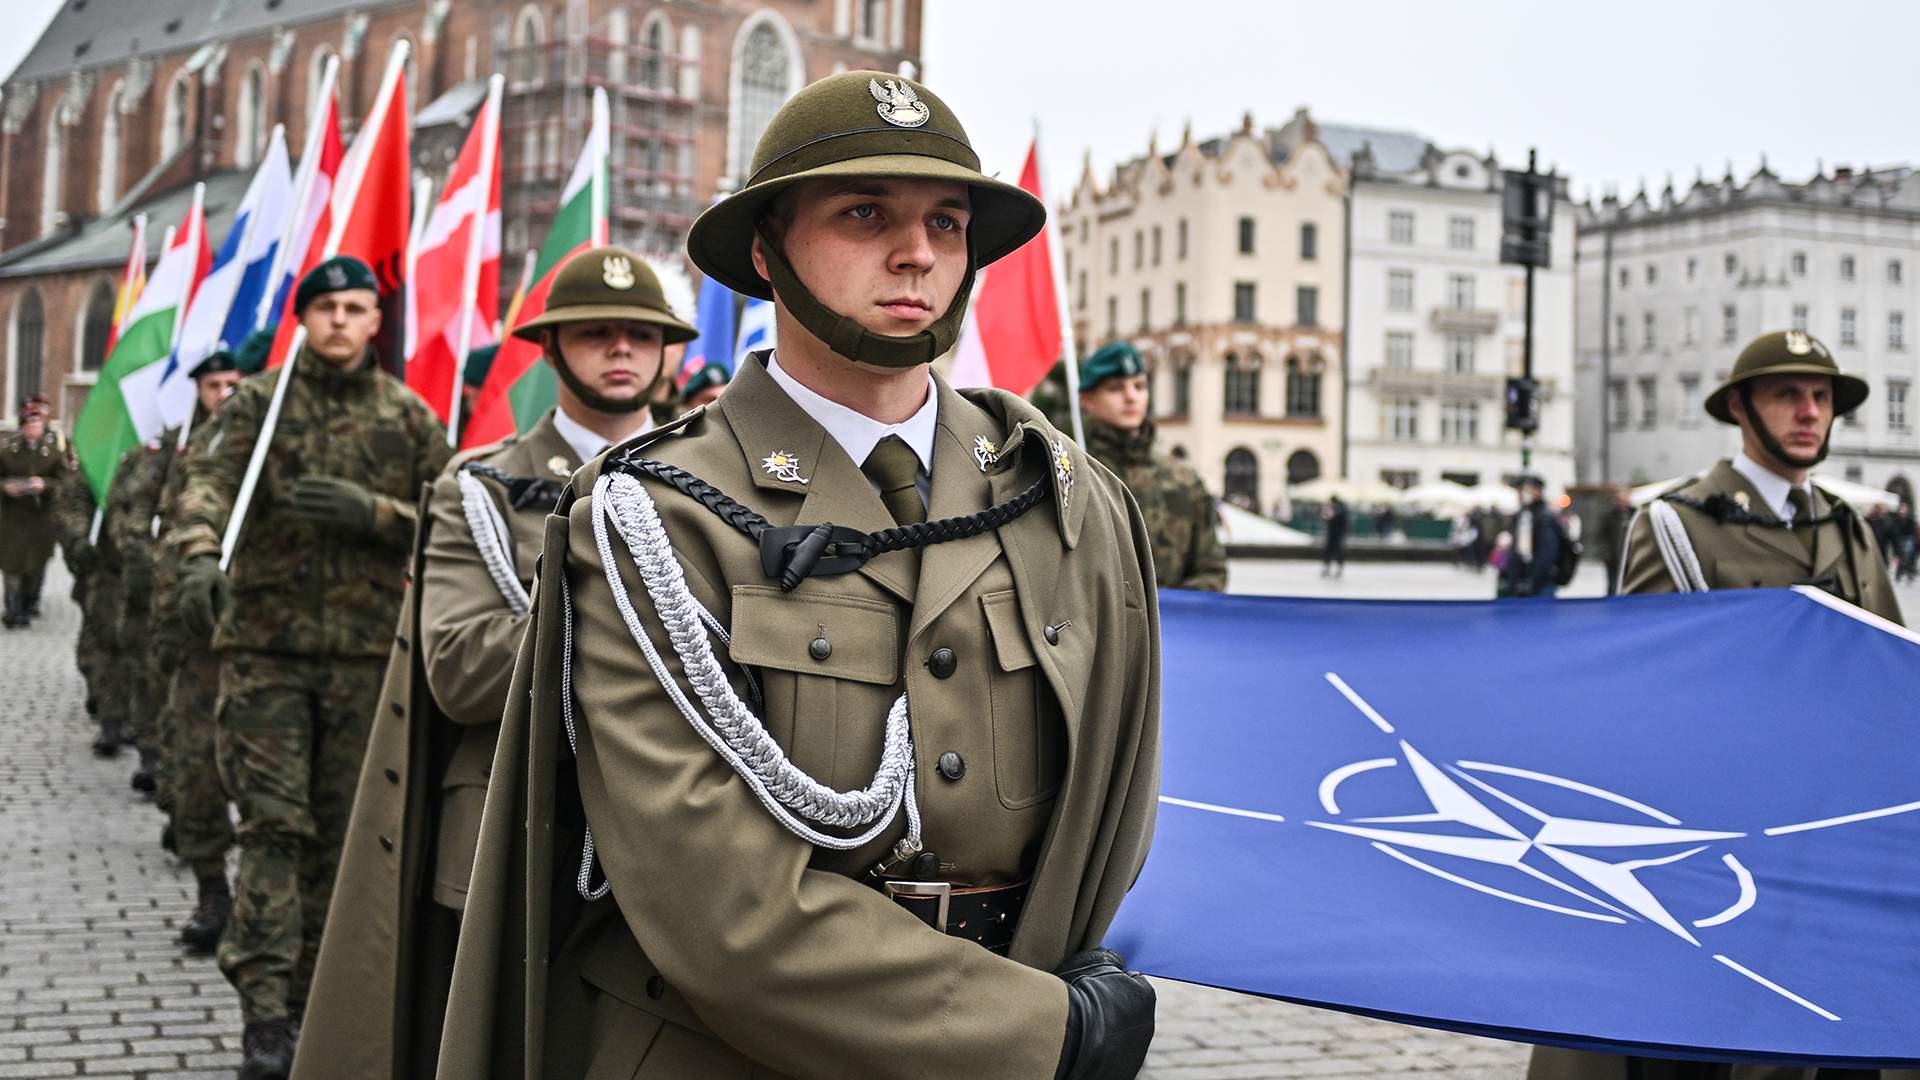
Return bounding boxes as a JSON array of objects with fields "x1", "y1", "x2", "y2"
[
  {"x1": 602, "y1": 256, "x2": 636, "y2": 290},
  {"x1": 1732, "y1": 491, "x2": 1751, "y2": 511},
  {"x1": 869, "y1": 78, "x2": 931, "y2": 129},
  {"x1": 762, "y1": 450, "x2": 809, "y2": 485},
  {"x1": 548, "y1": 455, "x2": 572, "y2": 477},
  {"x1": 1052, "y1": 437, "x2": 1073, "y2": 511},
  {"x1": 973, "y1": 435, "x2": 997, "y2": 473},
  {"x1": 1784, "y1": 329, "x2": 1813, "y2": 356}
]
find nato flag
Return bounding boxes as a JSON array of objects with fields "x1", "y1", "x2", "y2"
[{"x1": 1108, "y1": 588, "x2": 1920, "y2": 1067}]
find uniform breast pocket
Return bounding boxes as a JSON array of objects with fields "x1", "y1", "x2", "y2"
[
  {"x1": 727, "y1": 585, "x2": 900, "y2": 789},
  {"x1": 980, "y1": 589, "x2": 1065, "y2": 810}
]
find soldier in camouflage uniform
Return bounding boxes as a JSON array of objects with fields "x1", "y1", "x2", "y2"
[
  {"x1": 50, "y1": 456, "x2": 118, "y2": 751},
  {"x1": 1079, "y1": 342, "x2": 1227, "y2": 591},
  {"x1": 0, "y1": 395, "x2": 73, "y2": 626},
  {"x1": 82, "y1": 448, "x2": 150, "y2": 760},
  {"x1": 170, "y1": 257, "x2": 451, "y2": 1079},
  {"x1": 102, "y1": 427, "x2": 181, "y2": 792}
]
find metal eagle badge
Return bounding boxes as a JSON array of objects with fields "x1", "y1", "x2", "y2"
[
  {"x1": 602, "y1": 255, "x2": 636, "y2": 290},
  {"x1": 761, "y1": 450, "x2": 809, "y2": 485},
  {"x1": 869, "y1": 78, "x2": 931, "y2": 128},
  {"x1": 1785, "y1": 329, "x2": 1814, "y2": 356},
  {"x1": 973, "y1": 435, "x2": 998, "y2": 473}
]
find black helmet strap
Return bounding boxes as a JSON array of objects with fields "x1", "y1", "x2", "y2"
[
  {"x1": 755, "y1": 226, "x2": 976, "y2": 370},
  {"x1": 544, "y1": 329, "x2": 664, "y2": 415},
  {"x1": 1736, "y1": 381, "x2": 1831, "y2": 468}
]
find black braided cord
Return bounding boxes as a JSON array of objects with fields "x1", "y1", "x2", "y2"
[
  {"x1": 1664, "y1": 492, "x2": 1848, "y2": 530},
  {"x1": 462, "y1": 461, "x2": 567, "y2": 513}
]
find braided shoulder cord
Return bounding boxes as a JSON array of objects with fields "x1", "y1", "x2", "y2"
[{"x1": 456, "y1": 469, "x2": 531, "y2": 615}]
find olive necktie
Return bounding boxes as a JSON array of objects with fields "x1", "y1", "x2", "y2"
[
  {"x1": 1787, "y1": 488, "x2": 1815, "y2": 564},
  {"x1": 862, "y1": 435, "x2": 925, "y2": 526}
]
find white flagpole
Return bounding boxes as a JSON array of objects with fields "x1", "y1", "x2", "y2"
[
  {"x1": 1032, "y1": 122, "x2": 1084, "y2": 445},
  {"x1": 221, "y1": 42, "x2": 410, "y2": 571},
  {"x1": 404, "y1": 171, "x2": 433, "y2": 375},
  {"x1": 446, "y1": 74, "x2": 505, "y2": 447},
  {"x1": 256, "y1": 58, "x2": 338, "y2": 332},
  {"x1": 167, "y1": 184, "x2": 206, "y2": 357},
  {"x1": 591, "y1": 87, "x2": 610, "y2": 244}
]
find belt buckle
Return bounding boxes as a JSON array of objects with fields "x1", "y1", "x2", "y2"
[{"x1": 882, "y1": 880, "x2": 952, "y2": 933}]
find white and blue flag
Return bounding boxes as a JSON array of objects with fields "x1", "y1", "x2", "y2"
[
  {"x1": 733, "y1": 296, "x2": 775, "y2": 365},
  {"x1": 1110, "y1": 588, "x2": 1920, "y2": 1067}
]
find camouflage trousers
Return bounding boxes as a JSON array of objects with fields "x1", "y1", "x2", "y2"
[
  {"x1": 118, "y1": 605, "x2": 156, "y2": 753},
  {"x1": 156, "y1": 628, "x2": 231, "y2": 877},
  {"x1": 214, "y1": 651, "x2": 382, "y2": 1024},
  {"x1": 78, "y1": 574, "x2": 126, "y2": 741}
]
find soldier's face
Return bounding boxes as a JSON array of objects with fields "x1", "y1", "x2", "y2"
[
  {"x1": 19, "y1": 415, "x2": 45, "y2": 441},
  {"x1": 1733, "y1": 374, "x2": 1833, "y2": 467},
  {"x1": 196, "y1": 371, "x2": 243, "y2": 414},
  {"x1": 1081, "y1": 374, "x2": 1150, "y2": 431},
  {"x1": 754, "y1": 178, "x2": 972, "y2": 338},
  {"x1": 554, "y1": 320, "x2": 665, "y2": 409},
  {"x1": 302, "y1": 289, "x2": 382, "y2": 366}
]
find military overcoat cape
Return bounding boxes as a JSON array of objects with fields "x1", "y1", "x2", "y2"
[{"x1": 434, "y1": 366, "x2": 1162, "y2": 1079}]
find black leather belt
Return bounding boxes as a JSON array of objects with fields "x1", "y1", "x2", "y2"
[{"x1": 883, "y1": 880, "x2": 1029, "y2": 955}]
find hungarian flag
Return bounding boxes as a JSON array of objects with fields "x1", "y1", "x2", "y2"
[
  {"x1": 406, "y1": 76, "x2": 503, "y2": 425},
  {"x1": 105, "y1": 215, "x2": 149, "y2": 354},
  {"x1": 73, "y1": 198, "x2": 210, "y2": 500},
  {"x1": 461, "y1": 87, "x2": 609, "y2": 449},
  {"x1": 262, "y1": 74, "x2": 344, "y2": 363},
  {"x1": 949, "y1": 140, "x2": 1063, "y2": 397}
]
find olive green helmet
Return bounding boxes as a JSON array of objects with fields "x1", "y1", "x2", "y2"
[
  {"x1": 511, "y1": 246, "x2": 697, "y2": 344},
  {"x1": 685, "y1": 70, "x2": 1046, "y2": 368},
  {"x1": 1704, "y1": 329, "x2": 1869, "y2": 424}
]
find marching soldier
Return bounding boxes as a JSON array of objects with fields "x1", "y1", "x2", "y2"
[
  {"x1": 1, "y1": 395, "x2": 73, "y2": 627},
  {"x1": 436, "y1": 72, "x2": 1162, "y2": 1079},
  {"x1": 294, "y1": 248, "x2": 696, "y2": 1080},
  {"x1": 51, "y1": 448, "x2": 116, "y2": 751},
  {"x1": 1530, "y1": 329, "x2": 1901, "y2": 1080},
  {"x1": 169, "y1": 256, "x2": 451, "y2": 1080},
  {"x1": 1077, "y1": 341, "x2": 1227, "y2": 591},
  {"x1": 102, "y1": 420, "x2": 183, "y2": 793}
]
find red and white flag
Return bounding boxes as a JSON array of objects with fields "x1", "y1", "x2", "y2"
[
  {"x1": 264, "y1": 68, "x2": 345, "y2": 365},
  {"x1": 406, "y1": 77, "x2": 503, "y2": 426},
  {"x1": 949, "y1": 139, "x2": 1063, "y2": 398}
]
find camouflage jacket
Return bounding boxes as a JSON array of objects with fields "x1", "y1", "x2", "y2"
[
  {"x1": 103, "y1": 435, "x2": 181, "y2": 608},
  {"x1": 150, "y1": 416, "x2": 220, "y2": 634},
  {"x1": 1084, "y1": 419, "x2": 1227, "y2": 591},
  {"x1": 170, "y1": 346, "x2": 452, "y2": 658}
]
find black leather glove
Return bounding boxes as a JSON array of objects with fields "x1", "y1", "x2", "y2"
[
  {"x1": 177, "y1": 556, "x2": 230, "y2": 638},
  {"x1": 68, "y1": 542, "x2": 99, "y2": 577},
  {"x1": 289, "y1": 475, "x2": 380, "y2": 536},
  {"x1": 1054, "y1": 947, "x2": 1155, "y2": 1080}
]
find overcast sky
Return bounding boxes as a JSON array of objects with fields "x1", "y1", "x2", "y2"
[{"x1": 9, "y1": 0, "x2": 1919, "y2": 206}]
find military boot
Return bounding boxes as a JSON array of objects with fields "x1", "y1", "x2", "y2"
[
  {"x1": 1, "y1": 585, "x2": 19, "y2": 629},
  {"x1": 237, "y1": 1017, "x2": 297, "y2": 1080},
  {"x1": 130, "y1": 747, "x2": 158, "y2": 793},
  {"x1": 178, "y1": 873, "x2": 230, "y2": 954},
  {"x1": 91, "y1": 714, "x2": 123, "y2": 758}
]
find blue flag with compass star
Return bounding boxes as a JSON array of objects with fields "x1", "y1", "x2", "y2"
[{"x1": 1107, "y1": 587, "x2": 1920, "y2": 1067}]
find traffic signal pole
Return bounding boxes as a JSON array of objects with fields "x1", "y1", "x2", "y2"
[{"x1": 1522, "y1": 148, "x2": 1536, "y2": 474}]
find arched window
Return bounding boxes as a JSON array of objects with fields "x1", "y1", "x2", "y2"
[
  {"x1": 1888, "y1": 475, "x2": 1913, "y2": 509},
  {"x1": 639, "y1": 12, "x2": 669, "y2": 90},
  {"x1": 1286, "y1": 449, "x2": 1322, "y2": 485},
  {"x1": 98, "y1": 83, "x2": 123, "y2": 213},
  {"x1": 859, "y1": 0, "x2": 888, "y2": 44},
  {"x1": 1224, "y1": 448, "x2": 1259, "y2": 509},
  {"x1": 11, "y1": 290, "x2": 47, "y2": 405},
  {"x1": 235, "y1": 63, "x2": 267, "y2": 168},
  {"x1": 1224, "y1": 352, "x2": 1261, "y2": 416},
  {"x1": 513, "y1": 5, "x2": 547, "y2": 86},
  {"x1": 80, "y1": 281, "x2": 116, "y2": 374},
  {"x1": 728, "y1": 13, "x2": 799, "y2": 183},
  {"x1": 543, "y1": 117, "x2": 563, "y2": 178},
  {"x1": 42, "y1": 95, "x2": 67, "y2": 237},
  {"x1": 162, "y1": 71, "x2": 192, "y2": 160},
  {"x1": 1285, "y1": 354, "x2": 1323, "y2": 418}
]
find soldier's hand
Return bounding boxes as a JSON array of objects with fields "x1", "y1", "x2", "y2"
[
  {"x1": 1053, "y1": 947, "x2": 1155, "y2": 1080},
  {"x1": 289, "y1": 475, "x2": 379, "y2": 535},
  {"x1": 178, "y1": 556, "x2": 230, "y2": 638},
  {"x1": 69, "y1": 543, "x2": 99, "y2": 576}
]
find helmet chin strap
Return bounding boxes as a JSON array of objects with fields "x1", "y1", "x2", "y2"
[
  {"x1": 1737, "y1": 382, "x2": 1830, "y2": 469},
  {"x1": 546, "y1": 332, "x2": 660, "y2": 416},
  {"x1": 755, "y1": 227, "x2": 975, "y2": 370}
]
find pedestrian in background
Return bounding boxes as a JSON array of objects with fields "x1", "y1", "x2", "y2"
[
  {"x1": 1321, "y1": 494, "x2": 1349, "y2": 577},
  {"x1": 1500, "y1": 475, "x2": 1564, "y2": 598},
  {"x1": 0, "y1": 395, "x2": 72, "y2": 628}
]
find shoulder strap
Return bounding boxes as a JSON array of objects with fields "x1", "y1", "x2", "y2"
[{"x1": 1647, "y1": 499, "x2": 1710, "y2": 592}]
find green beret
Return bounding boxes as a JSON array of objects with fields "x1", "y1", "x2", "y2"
[
  {"x1": 463, "y1": 344, "x2": 499, "y2": 388},
  {"x1": 294, "y1": 255, "x2": 378, "y2": 314},
  {"x1": 1079, "y1": 341, "x2": 1146, "y2": 389},
  {"x1": 188, "y1": 347, "x2": 238, "y2": 380},
  {"x1": 677, "y1": 358, "x2": 731, "y2": 403},
  {"x1": 234, "y1": 328, "x2": 277, "y2": 375}
]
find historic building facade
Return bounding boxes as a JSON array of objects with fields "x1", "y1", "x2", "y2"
[
  {"x1": 1573, "y1": 163, "x2": 1920, "y2": 500},
  {"x1": 0, "y1": 0, "x2": 921, "y2": 422},
  {"x1": 1059, "y1": 110, "x2": 1348, "y2": 515}
]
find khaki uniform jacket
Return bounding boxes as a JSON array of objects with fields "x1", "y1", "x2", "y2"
[
  {"x1": 435, "y1": 359, "x2": 1162, "y2": 1080},
  {"x1": 0, "y1": 428, "x2": 74, "y2": 576},
  {"x1": 293, "y1": 412, "x2": 577, "y2": 1080}
]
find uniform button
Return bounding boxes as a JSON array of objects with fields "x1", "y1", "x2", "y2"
[
  {"x1": 379, "y1": 835, "x2": 394, "y2": 852},
  {"x1": 645, "y1": 975, "x2": 666, "y2": 999},
  {"x1": 809, "y1": 637, "x2": 833, "y2": 661},
  {"x1": 928, "y1": 648, "x2": 956, "y2": 679},
  {"x1": 937, "y1": 752, "x2": 966, "y2": 781},
  {"x1": 910, "y1": 851, "x2": 941, "y2": 879},
  {"x1": 384, "y1": 768, "x2": 400, "y2": 784},
  {"x1": 1043, "y1": 624, "x2": 1060, "y2": 645},
  {"x1": 390, "y1": 702, "x2": 403, "y2": 716}
]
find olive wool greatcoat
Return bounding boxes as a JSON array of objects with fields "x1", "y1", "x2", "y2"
[
  {"x1": 292, "y1": 412, "x2": 580, "y2": 1080},
  {"x1": 434, "y1": 358, "x2": 1162, "y2": 1079}
]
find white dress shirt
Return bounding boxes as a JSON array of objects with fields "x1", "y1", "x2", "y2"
[
  {"x1": 1732, "y1": 450, "x2": 1812, "y2": 522},
  {"x1": 767, "y1": 353, "x2": 937, "y2": 502},
  {"x1": 553, "y1": 404, "x2": 651, "y2": 468}
]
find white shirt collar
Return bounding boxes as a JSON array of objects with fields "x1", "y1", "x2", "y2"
[
  {"x1": 1732, "y1": 450, "x2": 1811, "y2": 521},
  {"x1": 766, "y1": 353, "x2": 938, "y2": 474},
  {"x1": 552, "y1": 404, "x2": 651, "y2": 468}
]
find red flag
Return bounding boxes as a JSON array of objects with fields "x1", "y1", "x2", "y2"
[
  {"x1": 950, "y1": 140, "x2": 1062, "y2": 397},
  {"x1": 406, "y1": 80, "x2": 503, "y2": 422},
  {"x1": 329, "y1": 62, "x2": 411, "y2": 369},
  {"x1": 266, "y1": 92, "x2": 345, "y2": 368}
]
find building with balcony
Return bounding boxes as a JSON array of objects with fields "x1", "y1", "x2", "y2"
[{"x1": 1573, "y1": 162, "x2": 1920, "y2": 502}]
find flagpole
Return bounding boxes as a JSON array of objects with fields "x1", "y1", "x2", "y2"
[
  {"x1": 257, "y1": 58, "x2": 338, "y2": 332},
  {"x1": 446, "y1": 74, "x2": 505, "y2": 447},
  {"x1": 111, "y1": 213, "x2": 149, "y2": 349},
  {"x1": 502, "y1": 250, "x2": 536, "y2": 334},
  {"x1": 1031, "y1": 122, "x2": 1084, "y2": 445},
  {"x1": 221, "y1": 42, "x2": 409, "y2": 571},
  {"x1": 405, "y1": 172, "x2": 433, "y2": 380},
  {"x1": 167, "y1": 185, "x2": 206, "y2": 356},
  {"x1": 591, "y1": 87, "x2": 610, "y2": 244}
]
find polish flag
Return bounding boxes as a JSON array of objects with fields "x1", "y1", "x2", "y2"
[{"x1": 949, "y1": 140, "x2": 1063, "y2": 397}]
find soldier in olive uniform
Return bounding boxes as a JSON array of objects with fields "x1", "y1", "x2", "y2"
[
  {"x1": 1078, "y1": 342, "x2": 1227, "y2": 592},
  {"x1": 434, "y1": 72, "x2": 1162, "y2": 1080},
  {"x1": 1, "y1": 396, "x2": 74, "y2": 627},
  {"x1": 170, "y1": 257, "x2": 451, "y2": 1079},
  {"x1": 1530, "y1": 330, "x2": 1901, "y2": 1080},
  {"x1": 293, "y1": 249, "x2": 696, "y2": 1080}
]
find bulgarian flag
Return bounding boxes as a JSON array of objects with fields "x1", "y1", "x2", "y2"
[
  {"x1": 461, "y1": 87, "x2": 609, "y2": 449},
  {"x1": 105, "y1": 215, "x2": 149, "y2": 354},
  {"x1": 73, "y1": 194, "x2": 211, "y2": 500}
]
